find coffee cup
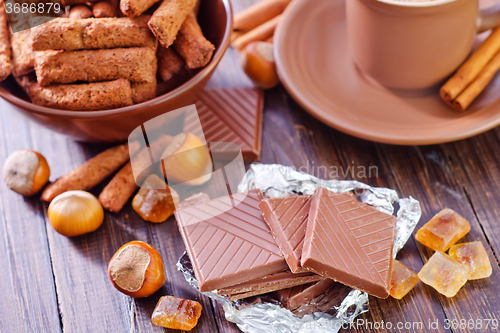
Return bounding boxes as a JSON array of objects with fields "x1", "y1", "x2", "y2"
[{"x1": 346, "y1": 0, "x2": 500, "y2": 90}]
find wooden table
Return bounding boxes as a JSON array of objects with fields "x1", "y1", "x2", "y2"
[{"x1": 1, "y1": 1, "x2": 500, "y2": 332}]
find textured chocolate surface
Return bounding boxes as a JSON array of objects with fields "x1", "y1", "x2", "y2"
[
  {"x1": 301, "y1": 188, "x2": 396, "y2": 298},
  {"x1": 258, "y1": 195, "x2": 312, "y2": 273},
  {"x1": 275, "y1": 278, "x2": 336, "y2": 310},
  {"x1": 218, "y1": 270, "x2": 322, "y2": 295},
  {"x1": 175, "y1": 190, "x2": 287, "y2": 292},
  {"x1": 184, "y1": 88, "x2": 263, "y2": 161}
]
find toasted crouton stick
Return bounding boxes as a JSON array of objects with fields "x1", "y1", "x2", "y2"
[
  {"x1": 34, "y1": 47, "x2": 156, "y2": 86},
  {"x1": 148, "y1": 0, "x2": 197, "y2": 48},
  {"x1": 29, "y1": 79, "x2": 134, "y2": 111},
  {"x1": 157, "y1": 46, "x2": 184, "y2": 81},
  {"x1": 131, "y1": 80, "x2": 157, "y2": 103},
  {"x1": 173, "y1": 12, "x2": 214, "y2": 69},
  {"x1": 69, "y1": 5, "x2": 93, "y2": 19},
  {"x1": 11, "y1": 30, "x2": 34, "y2": 77},
  {"x1": 99, "y1": 135, "x2": 172, "y2": 212},
  {"x1": 120, "y1": 0, "x2": 159, "y2": 18},
  {"x1": 13, "y1": 72, "x2": 37, "y2": 94},
  {"x1": 32, "y1": 16, "x2": 155, "y2": 51},
  {"x1": 93, "y1": 0, "x2": 121, "y2": 17},
  {"x1": 41, "y1": 142, "x2": 141, "y2": 202},
  {"x1": 0, "y1": 0, "x2": 12, "y2": 82}
]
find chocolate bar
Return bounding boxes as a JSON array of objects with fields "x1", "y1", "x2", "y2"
[
  {"x1": 301, "y1": 188, "x2": 396, "y2": 298},
  {"x1": 258, "y1": 195, "x2": 312, "y2": 273},
  {"x1": 275, "y1": 278, "x2": 336, "y2": 310},
  {"x1": 175, "y1": 190, "x2": 287, "y2": 292},
  {"x1": 218, "y1": 270, "x2": 322, "y2": 300},
  {"x1": 185, "y1": 88, "x2": 263, "y2": 161}
]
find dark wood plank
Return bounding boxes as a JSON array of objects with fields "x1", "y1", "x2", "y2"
[
  {"x1": 283, "y1": 98, "x2": 451, "y2": 333},
  {"x1": 27, "y1": 121, "x2": 223, "y2": 332},
  {"x1": 0, "y1": 99, "x2": 61, "y2": 333},
  {"x1": 370, "y1": 141, "x2": 500, "y2": 332}
]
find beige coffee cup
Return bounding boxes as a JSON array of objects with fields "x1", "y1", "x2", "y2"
[{"x1": 346, "y1": 0, "x2": 500, "y2": 90}]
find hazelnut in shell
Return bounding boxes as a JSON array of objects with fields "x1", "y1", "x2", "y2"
[
  {"x1": 240, "y1": 41, "x2": 280, "y2": 89},
  {"x1": 48, "y1": 190, "x2": 104, "y2": 237},
  {"x1": 2, "y1": 149, "x2": 50, "y2": 196},
  {"x1": 160, "y1": 133, "x2": 212, "y2": 186},
  {"x1": 108, "y1": 241, "x2": 166, "y2": 298}
]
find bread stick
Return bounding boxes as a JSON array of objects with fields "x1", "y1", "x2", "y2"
[
  {"x1": 13, "y1": 72, "x2": 37, "y2": 94},
  {"x1": 32, "y1": 16, "x2": 155, "y2": 51},
  {"x1": 41, "y1": 142, "x2": 141, "y2": 202},
  {"x1": 157, "y1": 46, "x2": 184, "y2": 81},
  {"x1": 148, "y1": 0, "x2": 197, "y2": 48},
  {"x1": 35, "y1": 47, "x2": 156, "y2": 86},
  {"x1": 173, "y1": 12, "x2": 214, "y2": 69},
  {"x1": 120, "y1": 0, "x2": 159, "y2": 18},
  {"x1": 131, "y1": 80, "x2": 157, "y2": 103},
  {"x1": 11, "y1": 30, "x2": 34, "y2": 77},
  {"x1": 69, "y1": 5, "x2": 93, "y2": 19},
  {"x1": 29, "y1": 79, "x2": 134, "y2": 111},
  {"x1": 98, "y1": 135, "x2": 172, "y2": 212},
  {"x1": 0, "y1": 0, "x2": 12, "y2": 82}
]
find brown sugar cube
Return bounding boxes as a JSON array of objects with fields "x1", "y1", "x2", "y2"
[
  {"x1": 389, "y1": 260, "x2": 419, "y2": 300},
  {"x1": 418, "y1": 251, "x2": 470, "y2": 298},
  {"x1": 132, "y1": 174, "x2": 180, "y2": 223},
  {"x1": 415, "y1": 208, "x2": 471, "y2": 252},
  {"x1": 151, "y1": 296, "x2": 202, "y2": 331},
  {"x1": 449, "y1": 241, "x2": 492, "y2": 280}
]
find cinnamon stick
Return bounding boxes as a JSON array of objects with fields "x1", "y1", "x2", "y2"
[
  {"x1": 452, "y1": 51, "x2": 500, "y2": 111},
  {"x1": 232, "y1": 14, "x2": 281, "y2": 51},
  {"x1": 233, "y1": 0, "x2": 290, "y2": 31},
  {"x1": 440, "y1": 27, "x2": 500, "y2": 102}
]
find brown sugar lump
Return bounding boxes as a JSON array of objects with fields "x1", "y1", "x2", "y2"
[
  {"x1": 449, "y1": 241, "x2": 492, "y2": 280},
  {"x1": 11, "y1": 30, "x2": 34, "y2": 77},
  {"x1": 389, "y1": 260, "x2": 419, "y2": 300},
  {"x1": 29, "y1": 79, "x2": 133, "y2": 111},
  {"x1": 151, "y1": 296, "x2": 202, "y2": 331},
  {"x1": 0, "y1": 0, "x2": 12, "y2": 82},
  {"x1": 173, "y1": 12, "x2": 214, "y2": 69},
  {"x1": 31, "y1": 16, "x2": 155, "y2": 51},
  {"x1": 415, "y1": 208, "x2": 471, "y2": 252},
  {"x1": 34, "y1": 47, "x2": 156, "y2": 86},
  {"x1": 148, "y1": 0, "x2": 197, "y2": 48},
  {"x1": 418, "y1": 251, "x2": 470, "y2": 298}
]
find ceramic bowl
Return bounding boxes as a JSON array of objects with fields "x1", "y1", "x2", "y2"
[{"x1": 0, "y1": 0, "x2": 232, "y2": 142}]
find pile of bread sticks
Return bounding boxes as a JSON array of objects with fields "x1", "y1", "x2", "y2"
[{"x1": 0, "y1": 0, "x2": 215, "y2": 110}]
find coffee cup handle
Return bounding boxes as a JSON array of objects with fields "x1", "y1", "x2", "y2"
[{"x1": 478, "y1": 3, "x2": 500, "y2": 33}]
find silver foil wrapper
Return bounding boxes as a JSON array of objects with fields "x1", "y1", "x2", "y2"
[{"x1": 177, "y1": 163, "x2": 421, "y2": 333}]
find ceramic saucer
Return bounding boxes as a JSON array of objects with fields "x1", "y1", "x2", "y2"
[{"x1": 274, "y1": 0, "x2": 500, "y2": 145}]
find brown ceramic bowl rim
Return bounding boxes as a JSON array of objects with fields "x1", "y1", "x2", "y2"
[{"x1": 0, "y1": 0, "x2": 233, "y2": 120}]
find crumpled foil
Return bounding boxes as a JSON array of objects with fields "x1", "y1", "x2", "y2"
[{"x1": 177, "y1": 163, "x2": 422, "y2": 333}]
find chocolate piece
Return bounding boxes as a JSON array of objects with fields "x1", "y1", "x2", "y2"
[
  {"x1": 259, "y1": 195, "x2": 312, "y2": 273},
  {"x1": 301, "y1": 188, "x2": 396, "y2": 299},
  {"x1": 185, "y1": 88, "x2": 263, "y2": 161},
  {"x1": 218, "y1": 270, "x2": 322, "y2": 300},
  {"x1": 175, "y1": 190, "x2": 287, "y2": 292},
  {"x1": 275, "y1": 278, "x2": 336, "y2": 310}
]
